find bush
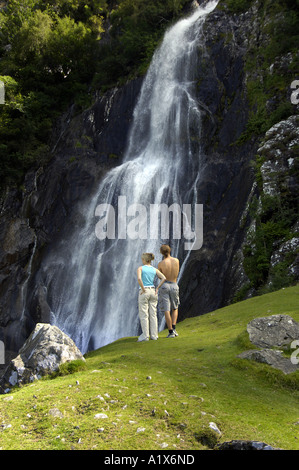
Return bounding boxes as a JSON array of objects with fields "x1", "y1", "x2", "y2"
[
  {"x1": 50, "y1": 359, "x2": 87, "y2": 378},
  {"x1": 224, "y1": 0, "x2": 254, "y2": 13},
  {"x1": 0, "y1": 1, "x2": 103, "y2": 188},
  {"x1": 194, "y1": 427, "x2": 220, "y2": 449}
]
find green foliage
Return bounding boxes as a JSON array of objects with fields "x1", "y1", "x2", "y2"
[
  {"x1": 235, "y1": 0, "x2": 298, "y2": 144},
  {"x1": 224, "y1": 0, "x2": 254, "y2": 13},
  {"x1": 0, "y1": 0, "x2": 104, "y2": 188},
  {"x1": 0, "y1": 0, "x2": 38, "y2": 43},
  {"x1": 43, "y1": 0, "x2": 108, "y2": 22},
  {"x1": 264, "y1": 7, "x2": 299, "y2": 58},
  {"x1": 266, "y1": 259, "x2": 297, "y2": 293},
  {"x1": 243, "y1": 193, "x2": 298, "y2": 291},
  {"x1": 0, "y1": 0, "x2": 190, "y2": 189},
  {"x1": 11, "y1": 9, "x2": 53, "y2": 63},
  {"x1": 194, "y1": 427, "x2": 220, "y2": 449},
  {"x1": 93, "y1": 0, "x2": 190, "y2": 88},
  {"x1": 50, "y1": 359, "x2": 87, "y2": 377}
]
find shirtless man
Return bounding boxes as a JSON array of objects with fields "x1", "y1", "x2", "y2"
[{"x1": 158, "y1": 244, "x2": 180, "y2": 338}]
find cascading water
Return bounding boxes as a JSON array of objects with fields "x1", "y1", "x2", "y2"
[{"x1": 40, "y1": 1, "x2": 219, "y2": 353}]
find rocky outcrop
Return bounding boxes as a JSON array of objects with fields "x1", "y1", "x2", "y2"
[
  {"x1": 237, "y1": 314, "x2": 299, "y2": 374},
  {"x1": 0, "y1": 323, "x2": 84, "y2": 393},
  {"x1": 257, "y1": 116, "x2": 299, "y2": 198},
  {"x1": 256, "y1": 116, "x2": 299, "y2": 289}
]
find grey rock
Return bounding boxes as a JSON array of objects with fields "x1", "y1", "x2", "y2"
[
  {"x1": 0, "y1": 323, "x2": 84, "y2": 393},
  {"x1": 238, "y1": 348, "x2": 299, "y2": 375},
  {"x1": 94, "y1": 413, "x2": 108, "y2": 419},
  {"x1": 247, "y1": 314, "x2": 299, "y2": 348},
  {"x1": 48, "y1": 408, "x2": 64, "y2": 419},
  {"x1": 257, "y1": 116, "x2": 299, "y2": 197},
  {"x1": 237, "y1": 314, "x2": 299, "y2": 374},
  {"x1": 209, "y1": 422, "x2": 222, "y2": 435},
  {"x1": 216, "y1": 440, "x2": 280, "y2": 450},
  {"x1": 270, "y1": 238, "x2": 299, "y2": 268}
]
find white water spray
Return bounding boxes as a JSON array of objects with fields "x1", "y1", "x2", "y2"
[{"x1": 41, "y1": 1, "x2": 219, "y2": 353}]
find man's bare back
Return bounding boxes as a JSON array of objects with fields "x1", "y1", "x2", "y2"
[{"x1": 158, "y1": 256, "x2": 179, "y2": 282}]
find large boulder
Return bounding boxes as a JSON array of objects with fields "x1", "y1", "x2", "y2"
[
  {"x1": 237, "y1": 314, "x2": 299, "y2": 375},
  {"x1": 0, "y1": 323, "x2": 84, "y2": 393},
  {"x1": 247, "y1": 314, "x2": 299, "y2": 348}
]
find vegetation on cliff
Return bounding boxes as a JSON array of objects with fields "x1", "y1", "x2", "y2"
[
  {"x1": 216, "y1": 0, "x2": 298, "y2": 298},
  {"x1": 0, "y1": 0, "x2": 190, "y2": 188}
]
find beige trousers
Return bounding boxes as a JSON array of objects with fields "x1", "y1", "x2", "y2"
[{"x1": 138, "y1": 288, "x2": 158, "y2": 341}]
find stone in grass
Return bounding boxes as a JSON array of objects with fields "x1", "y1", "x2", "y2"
[
  {"x1": 48, "y1": 408, "x2": 64, "y2": 419},
  {"x1": 94, "y1": 413, "x2": 108, "y2": 419},
  {"x1": 209, "y1": 422, "x2": 221, "y2": 435},
  {"x1": 136, "y1": 427, "x2": 146, "y2": 433}
]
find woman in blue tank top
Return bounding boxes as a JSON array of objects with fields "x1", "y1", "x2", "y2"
[{"x1": 137, "y1": 253, "x2": 166, "y2": 342}]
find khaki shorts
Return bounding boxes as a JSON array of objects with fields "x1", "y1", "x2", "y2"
[{"x1": 159, "y1": 282, "x2": 180, "y2": 312}]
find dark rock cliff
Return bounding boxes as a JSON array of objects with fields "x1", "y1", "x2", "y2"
[
  {"x1": 0, "y1": 78, "x2": 143, "y2": 360},
  {"x1": 0, "y1": 1, "x2": 297, "y2": 363},
  {"x1": 178, "y1": 6, "x2": 256, "y2": 318}
]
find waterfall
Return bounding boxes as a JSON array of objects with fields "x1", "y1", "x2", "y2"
[{"x1": 41, "y1": 1, "x2": 219, "y2": 353}]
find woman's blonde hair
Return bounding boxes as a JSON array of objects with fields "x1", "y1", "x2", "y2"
[{"x1": 142, "y1": 252, "x2": 155, "y2": 263}]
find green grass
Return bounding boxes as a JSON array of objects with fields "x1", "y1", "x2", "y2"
[{"x1": 0, "y1": 285, "x2": 298, "y2": 450}]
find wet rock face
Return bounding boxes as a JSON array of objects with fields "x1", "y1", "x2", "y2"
[
  {"x1": 0, "y1": 78, "x2": 143, "y2": 358},
  {"x1": 179, "y1": 7, "x2": 258, "y2": 318}
]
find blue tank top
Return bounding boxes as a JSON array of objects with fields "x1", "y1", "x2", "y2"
[{"x1": 141, "y1": 265, "x2": 156, "y2": 287}]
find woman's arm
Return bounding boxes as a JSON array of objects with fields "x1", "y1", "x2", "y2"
[
  {"x1": 137, "y1": 266, "x2": 146, "y2": 293},
  {"x1": 155, "y1": 269, "x2": 166, "y2": 295}
]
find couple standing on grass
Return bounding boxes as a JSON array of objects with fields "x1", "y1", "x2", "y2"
[{"x1": 137, "y1": 244, "x2": 180, "y2": 342}]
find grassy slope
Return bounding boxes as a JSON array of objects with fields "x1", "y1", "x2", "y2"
[{"x1": 0, "y1": 285, "x2": 298, "y2": 450}]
